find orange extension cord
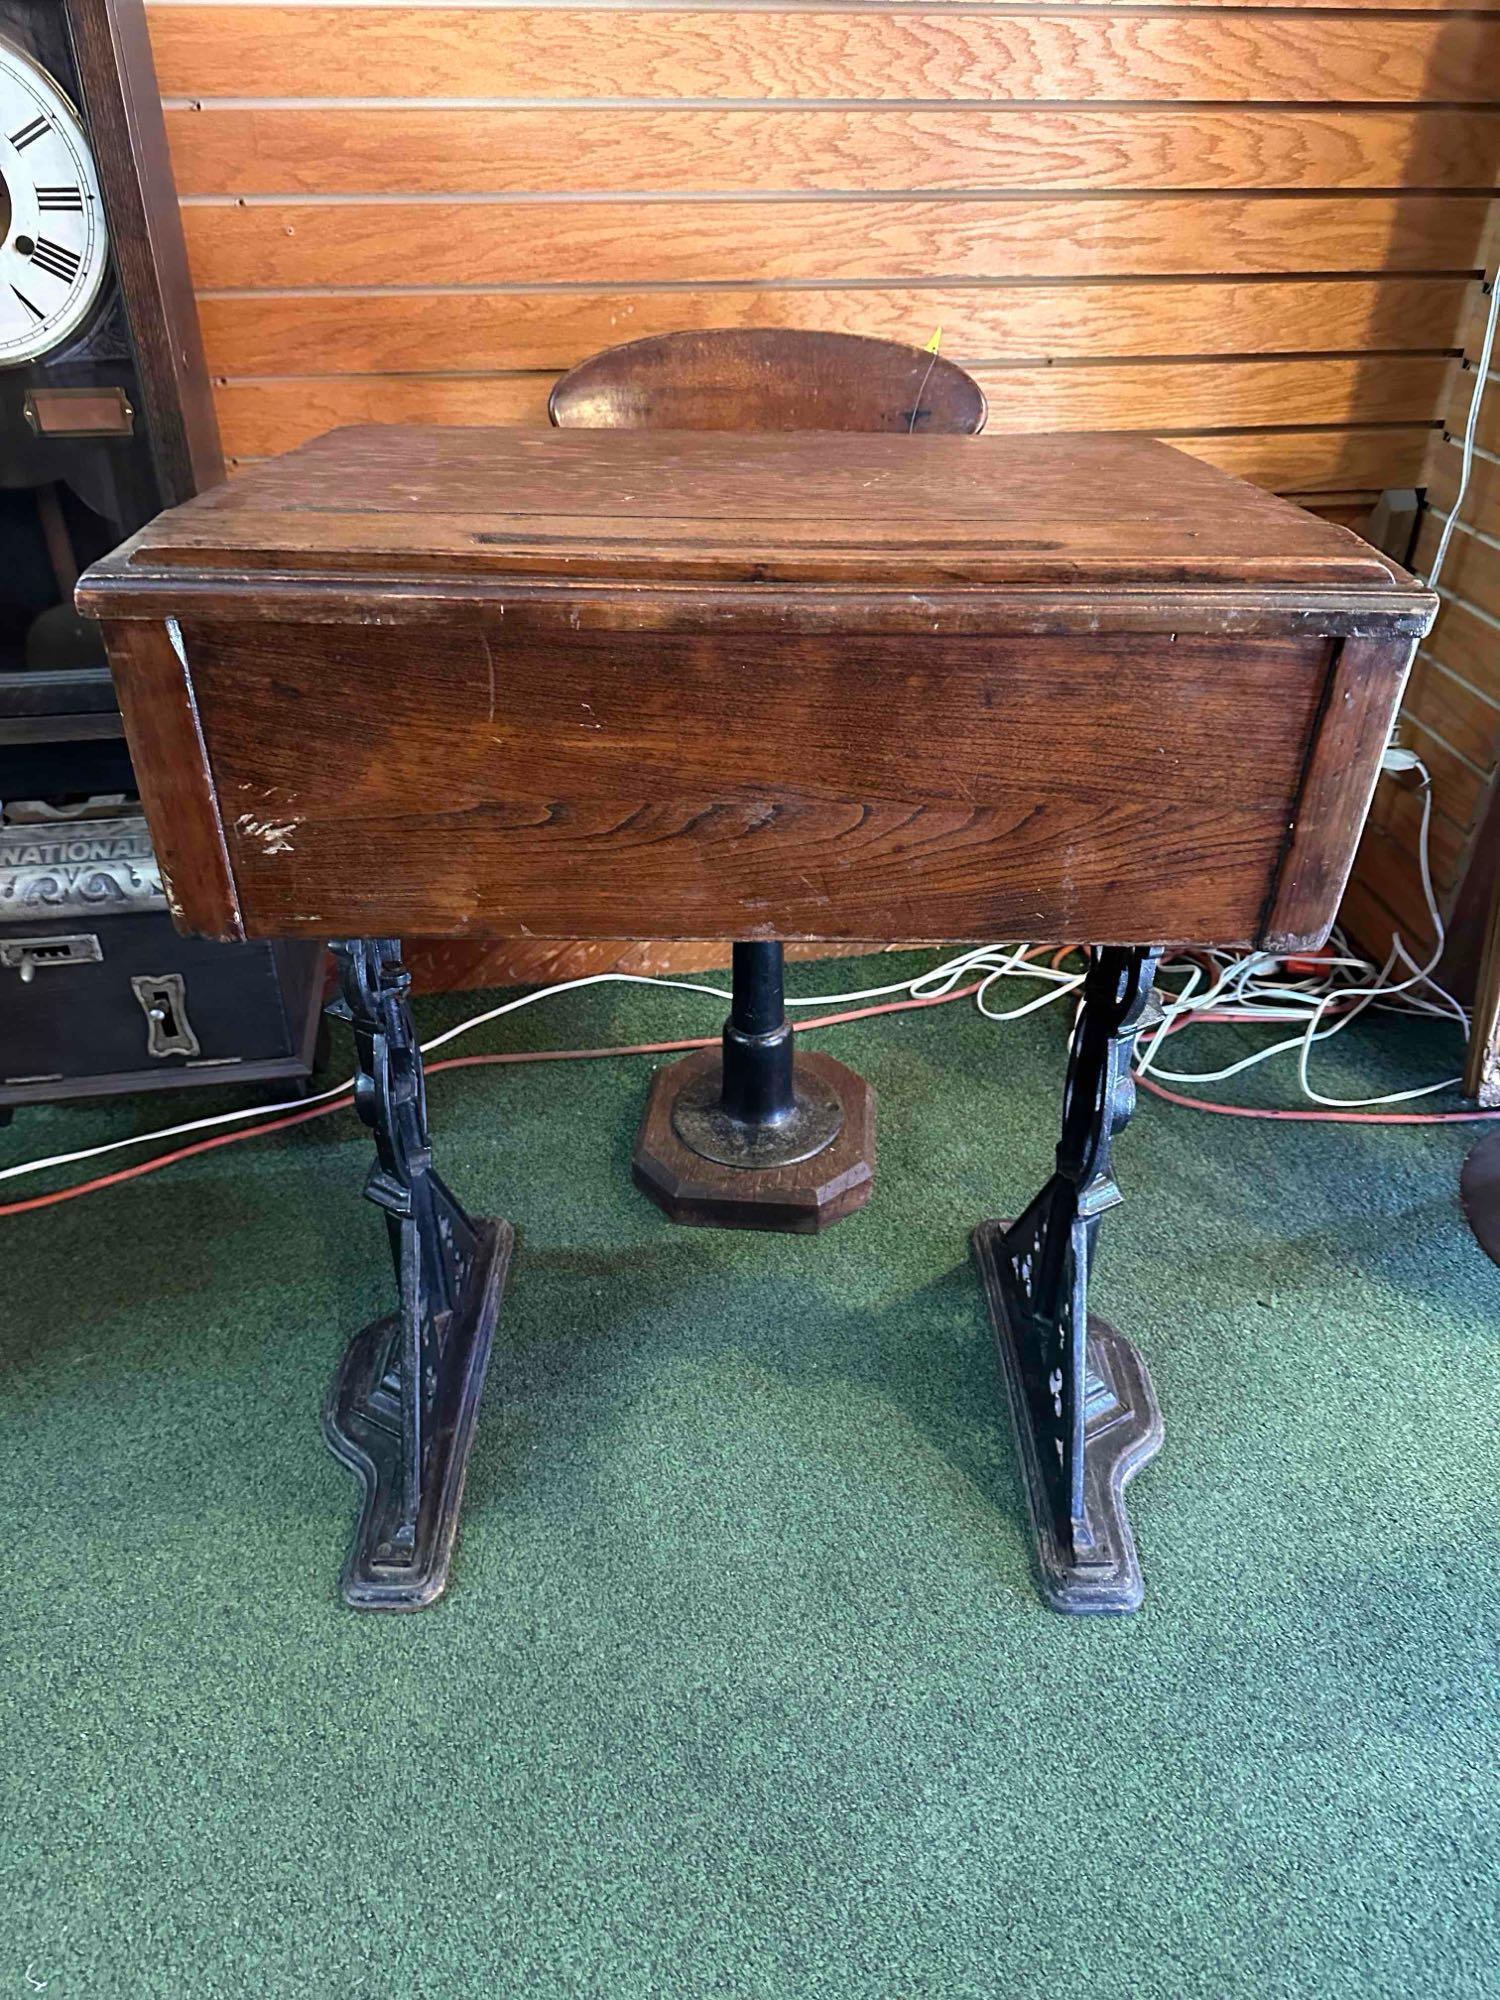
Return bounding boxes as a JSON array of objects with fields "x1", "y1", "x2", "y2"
[
  {"x1": 0, "y1": 983, "x2": 980, "y2": 1219},
  {"x1": 3, "y1": 975, "x2": 1497, "y2": 1221}
]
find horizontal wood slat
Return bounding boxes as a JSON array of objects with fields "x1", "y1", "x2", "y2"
[
  {"x1": 210, "y1": 357, "x2": 1448, "y2": 458},
  {"x1": 1369, "y1": 778, "x2": 1469, "y2": 894},
  {"x1": 1414, "y1": 512, "x2": 1500, "y2": 624},
  {"x1": 145, "y1": 9, "x2": 1500, "y2": 106},
  {"x1": 1063, "y1": 0, "x2": 1499, "y2": 8},
  {"x1": 1462, "y1": 275, "x2": 1500, "y2": 358},
  {"x1": 183, "y1": 196, "x2": 1492, "y2": 292},
  {"x1": 1149, "y1": 429, "x2": 1431, "y2": 490},
  {"x1": 1339, "y1": 876, "x2": 1436, "y2": 966},
  {"x1": 1418, "y1": 599, "x2": 1500, "y2": 709},
  {"x1": 1473, "y1": 370, "x2": 1500, "y2": 456},
  {"x1": 1405, "y1": 652, "x2": 1500, "y2": 767},
  {"x1": 1427, "y1": 441, "x2": 1500, "y2": 536},
  {"x1": 1398, "y1": 711, "x2": 1492, "y2": 820},
  {"x1": 1434, "y1": 365, "x2": 1500, "y2": 456},
  {"x1": 143, "y1": 0, "x2": 1500, "y2": 14},
  {"x1": 198, "y1": 280, "x2": 1471, "y2": 375},
  {"x1": 1304, "y1": 501, "x2": 1380, "y2": 532},
  {"x1": 1347, "y1": 821, "x2": 1442, "y2": 954},
  {"x1": 163, "y1": 105, "x2": 1500, "y2": 200}
]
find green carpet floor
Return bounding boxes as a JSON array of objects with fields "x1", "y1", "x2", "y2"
[{"x1": 2, "y1": 952, "x2": 1495, "y2": 1999}]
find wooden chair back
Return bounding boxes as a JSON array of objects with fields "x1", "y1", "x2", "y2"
[{"x1": 548, "y1": 329, "x2": 986, "y2": 435}]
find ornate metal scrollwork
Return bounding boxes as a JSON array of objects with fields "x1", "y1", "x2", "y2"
[
  {"x1": 973, "y1": 945, "x2": 1164, "y2": 1614},
  {"x1": 323, "y1": 938, "x2": 511, "y2": 1610}
]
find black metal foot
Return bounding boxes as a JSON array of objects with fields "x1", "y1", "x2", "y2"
[
  {"x1": 972, "y1": 945, "x2": 1163, "y2": 1615},
  {"x1": 325, "y1": 938, "x2": 514, "y2": 1612},
  {"x1": 325, "y1": 1218, "x2": 512, "y2": 1610},
  {"x1": 973, "y1": 1222, "x2": 1161, "y2": 1613}
]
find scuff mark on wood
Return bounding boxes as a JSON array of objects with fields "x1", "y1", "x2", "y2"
[{"x1": 237, "y1": 812, "x2": 301, "y2": 856}]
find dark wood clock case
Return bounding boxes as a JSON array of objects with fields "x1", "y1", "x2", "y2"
[{"x1": 0, "y1": 0, "x2": 325, "y2": 1112}]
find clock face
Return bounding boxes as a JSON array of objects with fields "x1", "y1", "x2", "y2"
[{"x1": 0, "y1": 38, "x2": 108, "y2": 365}]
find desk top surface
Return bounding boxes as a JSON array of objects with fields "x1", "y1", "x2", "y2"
[{"x1": 83, "y1": 425, "x2": 1427, "y2": 612}]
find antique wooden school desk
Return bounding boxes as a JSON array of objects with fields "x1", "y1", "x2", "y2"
[{"x1": 77, "y1": 426, "x2": 1436, "y2": 1616}]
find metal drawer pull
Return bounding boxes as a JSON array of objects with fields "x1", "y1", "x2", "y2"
[{"x1": 0, "y1": 933, "x2": 103, "y2": 983}]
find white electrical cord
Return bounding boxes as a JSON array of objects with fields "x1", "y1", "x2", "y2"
[
  {"x1": 1426, "y1": 273, "x2": 1500, "y2": 591},
  {"x1": 1135, "y1": 759, "x2": 1470, "y2": 1108},
  {"x1": 0, "y1": 945, "x2": 1083, "y2": 1188}
]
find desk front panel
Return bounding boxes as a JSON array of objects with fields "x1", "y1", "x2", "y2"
[{"x1": 124, "y1": 610, "x2": 1369, "y2": 950}]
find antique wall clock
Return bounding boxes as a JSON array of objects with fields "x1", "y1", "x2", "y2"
[
  {"x1": 0, "y1": 0, "x2": 324, "y2": 1111},
  {"x1": 0, "y1": 38, "x2": 110, "y2": 365}
]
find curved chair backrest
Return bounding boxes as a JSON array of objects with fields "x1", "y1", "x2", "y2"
[{"x1": 548, "y1": 328, "x2": 986, "y2": 435}]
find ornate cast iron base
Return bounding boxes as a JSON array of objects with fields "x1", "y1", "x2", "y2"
[
  {"x1": 973, "y1": 1226, "x2": 1161, "y2": 1613},
  {"x1": 324, "y1": 1219, "x2": 512, "y2": 1611},
  {"x1": 972, "y1": 945, "x2": 1164, "y2": 1615},
  {"x1": 325, "y1": 938, "x2": 513, "y2": 1611}
]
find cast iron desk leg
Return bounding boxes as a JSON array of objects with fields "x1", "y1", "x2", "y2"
[
  {"x1": 972, "y1": 945, "x2": 1164, "y2": 1615},
  {"x1": 322, "y1": 938, "x2": 512, "y2": 1610}
]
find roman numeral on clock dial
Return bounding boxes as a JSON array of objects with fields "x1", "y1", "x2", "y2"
[
  {"x1": 29, "y1": 236, "x2": 81, "y2": 283},
  {"x1": 0, "y1": 41, "x2": 111, "y2": 359}
]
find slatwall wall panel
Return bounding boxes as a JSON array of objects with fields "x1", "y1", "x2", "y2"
[
  {"x1": 147, "y1": 0, "x2": 1499, "y2": 516},
  {"x1": 1344, "y1": 237, "x2": 1500, "y2": 987}
]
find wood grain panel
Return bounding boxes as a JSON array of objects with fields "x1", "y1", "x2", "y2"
[
  {"x1": 1304, "y1": 502, "x2": 1382, "y2": 533},
  {"x1": 1262, "y1": 634, "x2": 1418, "y2": 949},
  {"x1": 216, "y1": 427, "x2": 1434, "y2": 495},
  {"x1": 1339, "y1": 878, "x2": 1434, "y2": 967},
  {"x1": 1169, "y1": 431, "x2": 1433, "y2": 490},
  {"x1": 197, "y1": 279, "x2": 1472, "y2": 375},
  {"x1": 1414, "y1": 513, "x2": 1500, "y2": 624},
  {"x1": 184, "y1": 195, "x2": 1490, "y2": 294},
  {"x1": 1346, "y1": 820, "x2": 1441, "y2": 955},
  {"x1": 1462, "y1": 279, "x2": 1500, "y2": 361},
  {"x1": 182, "y1": 618, "x2": 1328, "y2": 944},
  {"x1": 1405, "y1": 652, "x2": 1500, "y2": 767},
  {"x1": 1397, "y1": 711, "x2": 1491, "y2": 825},
  {"x1": 1476, "y1": 371, "x2": 1500, "y2": 456},
  {"x1": 210, "y1": 358, "x2": 1449, "y2": 459},
  {"x1": 162, "y1": 105, "x2": 1500, "y2": 200},
  {"x1": 98, "y1": 620, "x2": 243, "y2": 938},
  {"x1": 1436, "y1": 366, "x2": 1500, "y2": 456},
  {"x1": 1427, "y1": 443, "x2": 1500, "y2": 537},
  {"x1": 145, "y1": 9, "x2": 1500, "y2": 106},
  {"x1": 1368, "y1": 777, "x2": 1469, "y2": 893},
  {"x1": 1417, "y1": 599, "x2": 1500, "y2": 707}
]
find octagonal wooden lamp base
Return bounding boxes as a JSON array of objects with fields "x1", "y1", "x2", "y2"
[{"x1": 633, "y1": 1046, "x2": 876, "y2": 1233}]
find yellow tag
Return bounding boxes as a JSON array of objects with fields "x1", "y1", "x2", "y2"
[{"x1": 924, "y1": 328, "x2": 943, "y2": 353}]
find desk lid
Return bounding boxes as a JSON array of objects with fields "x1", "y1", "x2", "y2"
[{"x1": 79, "y1": 425, "x2": 1435, "y2": 619}]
